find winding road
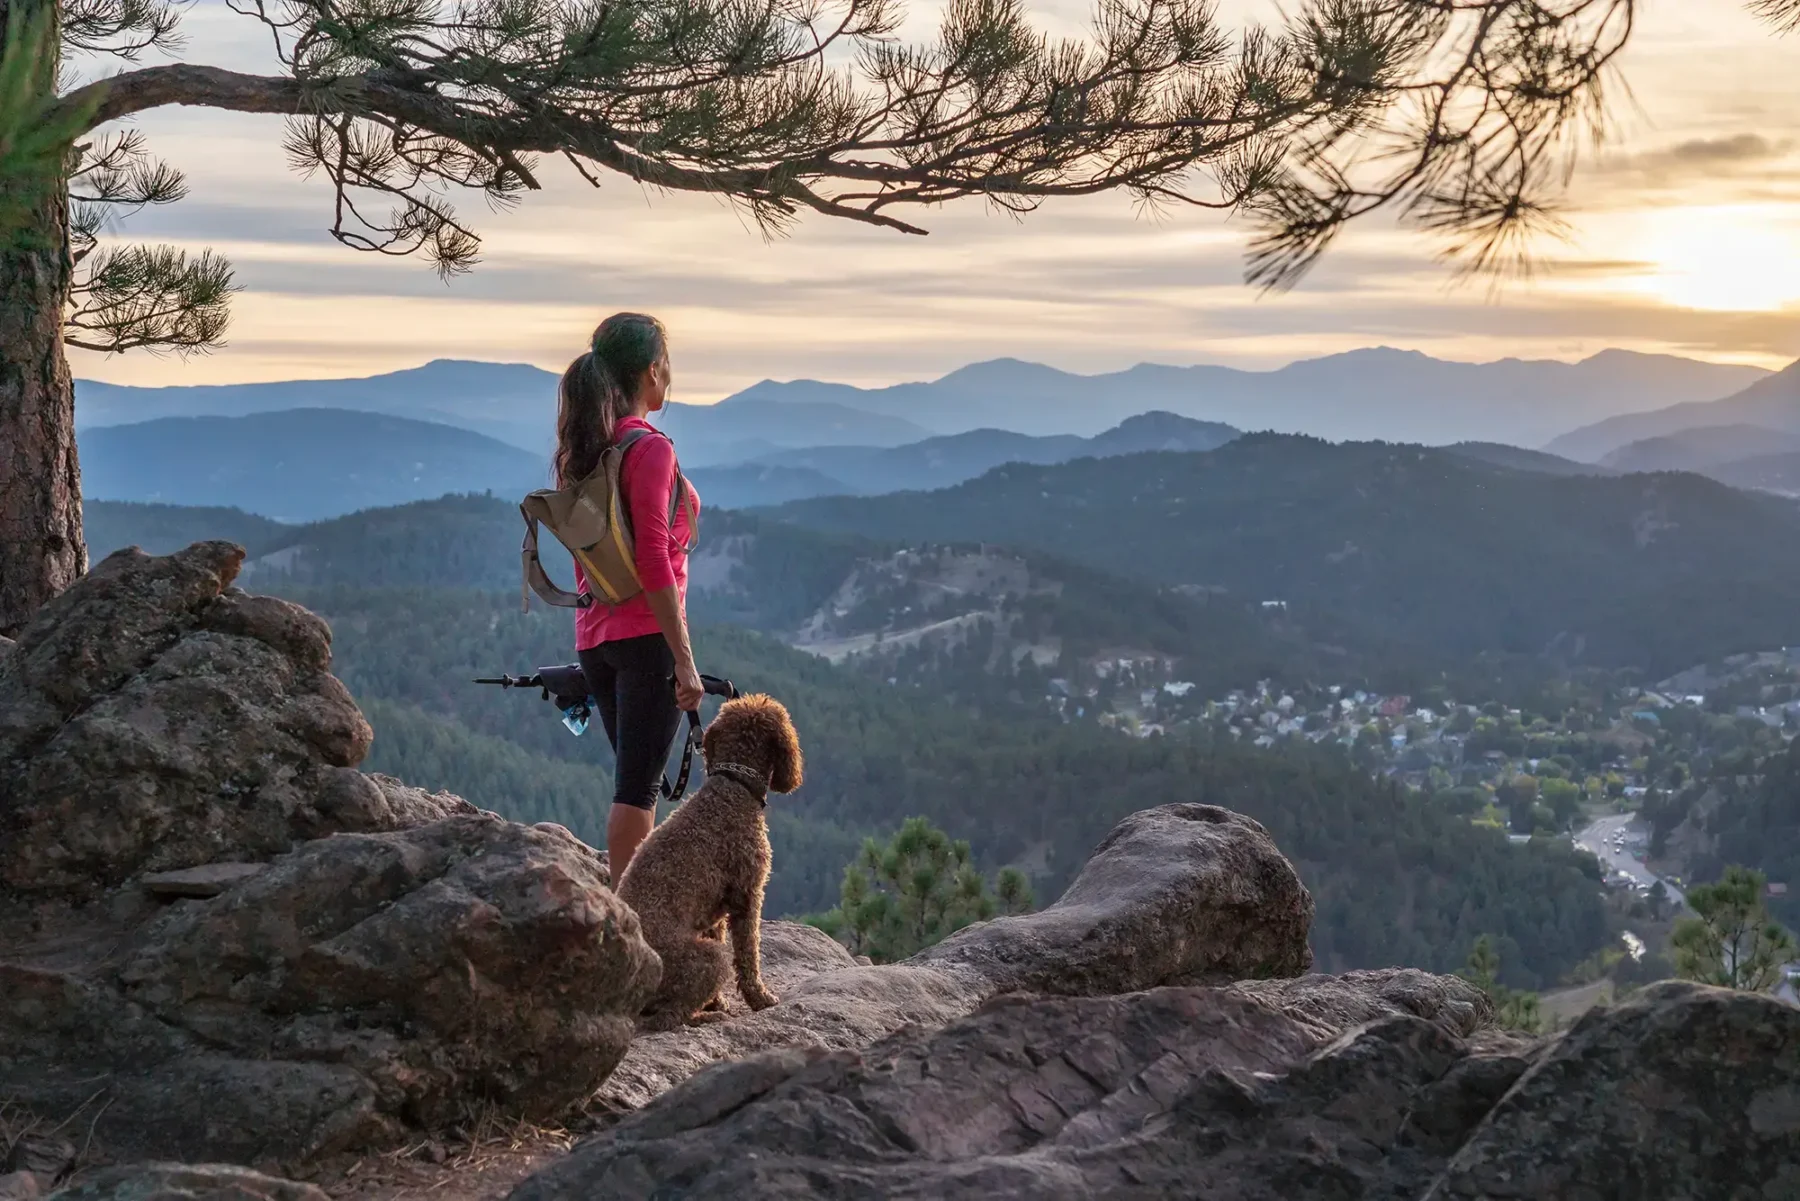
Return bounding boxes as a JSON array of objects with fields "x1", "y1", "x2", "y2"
[{"x1": 1574, "y1": 813, "x2": 1686, "y2": 909}]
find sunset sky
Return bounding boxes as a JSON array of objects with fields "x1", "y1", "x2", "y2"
[{"x1": 70, "y1": 0, "x2": 1800, "y2": 400}]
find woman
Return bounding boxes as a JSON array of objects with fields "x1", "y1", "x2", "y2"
[{"x1": 555, "y1": 313, "x2": 703, "y2": 879}]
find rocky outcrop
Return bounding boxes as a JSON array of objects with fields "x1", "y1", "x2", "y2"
[
  {"x1": 34, "y1": 539, "x2": 1741, "y2": 1200},
  {"x1": 1428, "y1": 980, "x2": 1800, "y2": 1199},
  {"x1": 0, "y1": 545, "x2": 659, "y2": 1164},
  {"x1": 515, "y1": 979, "x2": 1798, "y2": 1201},
  {"x1": 2, "y1": 544, "x2": 419, "y2": 899},
  {"x1": 913, "y1": 803, "x2": 1314, "y2": 991},
  {"x1": 43, "y1": 1166, "x2": 327, "y2": 1201},
  {"x1": 597, "y1": 804, "x2": 1315, "y2": 1110}
]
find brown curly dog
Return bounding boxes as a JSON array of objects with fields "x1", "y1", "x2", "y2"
[{"x1": 616, "y1": 693, "x2": 803, "y2": 1030}]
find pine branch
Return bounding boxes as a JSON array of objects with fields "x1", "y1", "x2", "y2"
[
  {"x1": 1243, "y1": 0, "x2": 1636, "y2": 289},
  {"x1": 65, "y1": 245, "x2": 237, "y2": 355},
  {"x1": 63, "y1": 0, "x2": 185, "y2": 60},
  {"x1": 41, "y1": 0, "x2": 1689, "y2": 288},
  {"x1": 51, "y1": 0, "x2": 1339, "y2": 273},
  {"x1": 1749, "y1": 0, "x2": 1800, "y2": 33}
]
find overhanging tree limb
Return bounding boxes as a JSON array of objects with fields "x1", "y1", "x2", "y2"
[{"x1": 47, "y1": 0, "x2": 1360, "y2": 269}]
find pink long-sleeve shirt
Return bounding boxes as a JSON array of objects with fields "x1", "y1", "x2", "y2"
[{"x1": 574, "y1": 416, "x2": 700, "y2": 650}]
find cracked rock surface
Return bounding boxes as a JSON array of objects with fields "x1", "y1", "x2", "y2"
[{"x1": 516, "y1": 980, "x2": 1799, "y2": 1201}]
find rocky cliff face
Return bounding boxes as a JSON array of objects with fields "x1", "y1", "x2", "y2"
[
  {"x1": 0, "y1": 545, "x2": 661, "y2": 1165},
  {"x1": 7, "y1": 543, "x2": 1798, "y2": 1201}
]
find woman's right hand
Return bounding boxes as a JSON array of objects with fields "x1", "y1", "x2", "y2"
[{"x1": 675, "y1": 661, "x2": 704, "y2": 712}]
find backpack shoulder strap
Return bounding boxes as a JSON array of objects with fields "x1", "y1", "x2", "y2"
[
  {"x1": 616, "y1": 426, "x2": 697, "y2": 551},
  {"x1": 613, "y1": 426, "x2": 657, "y2": 455},
  {"x1": 634, "y1": 427, "x2": 698, "y2": 553},
  {"x1": 670, "y1": 471, "x2": 698, "y2": 553}
]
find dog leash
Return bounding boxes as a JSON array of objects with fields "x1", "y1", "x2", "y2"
[{"x1": 660, "y1": 674, "x2": 740, "y2": 803}]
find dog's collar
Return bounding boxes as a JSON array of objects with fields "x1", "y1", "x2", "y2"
[{"x1": 707, "y1": 761, "x2": 770, "y2": 806}]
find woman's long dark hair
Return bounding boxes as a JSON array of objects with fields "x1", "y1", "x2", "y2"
[{"x1": 554, "y1": 312, "x2": 668, "y2": 487}]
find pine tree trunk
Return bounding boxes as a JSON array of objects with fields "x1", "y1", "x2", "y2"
[{"x1": 0, "y1": 0, "x2": 82, "y2": 637}]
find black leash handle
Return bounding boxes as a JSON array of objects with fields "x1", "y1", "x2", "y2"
[
  {"x1": 475, "y1": 663, "x2": 738, "y2": 804},
  {"x1": 661, "y1": 674, "x2": 741, "y2": 802}
]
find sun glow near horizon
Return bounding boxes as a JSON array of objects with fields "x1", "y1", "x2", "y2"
[{"x1": 1625, "y1": 205, "x2": 1800, "y2": 315}]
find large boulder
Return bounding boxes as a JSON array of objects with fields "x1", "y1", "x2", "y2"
[
  {"x1": 1427, "y1": 980, "x2": 1800, "y2": 1199},
  {"x1": 3, "y1": 817, "x2": 660, "y2": 1165},
  {"x1": 912, "y1": 803, "x2": 1314, "y2": 992},
  {"x1": 513, "y1": 984, "x2": 1509, "y2": 1201},
  {"x1": 0, "y1": 544, "x2": 425, "y2": 899},
  {"x1": 0, "y1": 545, "x2": 660, "y2": 1164},
  {"x1": 596, "y1": 804, "x2": 1316, "y2": 1110}
]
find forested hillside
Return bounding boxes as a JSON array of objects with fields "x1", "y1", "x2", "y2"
[
  {"x1": 87, "y1": 501, "x2": 295, "y2": 558},
  {"x1": 267, "y1": 584, "x2": 1611, "y2": 988},
  {"x1": 772, "y1": 435, "x2": 1800, "y2": 674},
  {"x1": 1646, "y1": 736, "x2": 1800, "y2": 928}
]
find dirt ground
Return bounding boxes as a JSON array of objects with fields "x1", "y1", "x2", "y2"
[
  {"x1": 299, "y1": 1133, "x2": 569, "y2": 1201},
  {"x1": 3, "y1": 1100, "x2": 604, "y2": 1201}
]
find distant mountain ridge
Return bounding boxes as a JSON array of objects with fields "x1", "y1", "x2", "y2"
[
  {"x1": 80, "y1": 404, "x2": 1244, "y2": 518},
  {"x1": 80, "y1": 398, "x2": 1781, "y2": 523},
  {"x1": 725, "y1": 347, "x2": 1765, "y2": 445},
  {"x1": 1598, "y1": 424, "x2": 1800, "y2": 473},
  {"x1": 738, "y1": 411, "x2": 1242, "y2": 502},
  {"x1": 1546, "y1": 360, "x2": 1800, "y2": 462},
  {"x1": 76, "y1": 359, "x2": 932, "y2": 465},
  {"x1": 78, "y1": 408, "x2": 548, "y2": 524},
  {"x1": 77, "y1": 360, "x2": 563, "y2": 453},
  {"x1": 79, "y1": 347, "x2": 1765, "y2": 455}
]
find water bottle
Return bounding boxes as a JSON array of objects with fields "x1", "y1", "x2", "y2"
[{"x1": 560, "y1": 700, "x2": 592, "y2": 737}]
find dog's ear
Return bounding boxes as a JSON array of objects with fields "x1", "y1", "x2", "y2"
[{"x1": 766, "y1": 698, "x2": 804, "y2": 794}]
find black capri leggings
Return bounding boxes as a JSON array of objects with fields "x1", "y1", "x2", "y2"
[{"x1": 578, "y1": 633, "x2": 683, "y2": 811}]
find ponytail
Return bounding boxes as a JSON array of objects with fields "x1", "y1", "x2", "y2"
[{"x1": 553, "y1": 312, "x2": 667, "y2": 488}]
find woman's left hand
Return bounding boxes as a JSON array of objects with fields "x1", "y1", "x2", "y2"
[{"x1": 674, "y1": 661, "x2": 704, "y2": 711}]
